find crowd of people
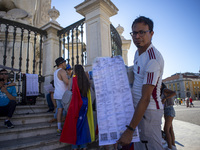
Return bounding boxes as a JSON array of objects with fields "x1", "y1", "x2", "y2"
[
  {"x1": 174, "y1": 97, "x2": 195, "y2": 108},
  {"x1": 50, "y1": 57, "x2": 96, "y2": 150},
  {"x1": 2, "y1": 15, "x2": 198, "y2": 150}
]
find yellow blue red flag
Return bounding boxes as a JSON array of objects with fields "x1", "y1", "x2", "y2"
[{"x1": 60, "y1": 75, "x2": 95, "y2": 145}]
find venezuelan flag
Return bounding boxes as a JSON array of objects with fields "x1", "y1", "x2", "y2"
[{"x1": 60, "y1": 75, "x2": 95, "y2": 145}]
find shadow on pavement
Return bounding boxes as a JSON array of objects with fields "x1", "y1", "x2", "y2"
[{"x1": 175, "y1": 141, "x2": 184, "y2": 147}]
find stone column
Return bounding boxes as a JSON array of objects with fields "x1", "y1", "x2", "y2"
[
  {"x1": 116, "y1": 24, "x2": 131, "y2": 66},
  {"x1": 41, "y1": 6, "x2": 62, "y2": 89},
  {"x1": 75, "y1": 0, "x2": 118, "y2": 71}
]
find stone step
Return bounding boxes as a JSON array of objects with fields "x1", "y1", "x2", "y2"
[
  {"x1": 17, "y1": 97, "x2": 47, "y2": 105},
  {"x1": 35, "y1": 97, "x2": 47, "y2": 105},
  {"x1": 54, "y1": 140, "x2": 101, "y2": 150},
  {"x1": 0, "y1": 133, "x2": 70, "y2": 150},
  {"x1": 0, "y1": 112, "x2": 54, "y2": 126},
  {"x1": 14, "y1": 104, "x2": 49, "y2": 115},
  {"x1": 0, "y1": 122, "x2": 57, "y2": 141}
]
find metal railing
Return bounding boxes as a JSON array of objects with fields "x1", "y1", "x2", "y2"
[
  {"x1": 0, "y1": 18, "x2": 47, "y2": 100},
  {"x1": 110, "y1": 24, "x2": 122, "y2": 56},
  {"x1": 57, "y1": 19, "x2": 122, "y2": 68},
  {"x1": 57, "y1": 18, "x2": 86, "y2": 68}
]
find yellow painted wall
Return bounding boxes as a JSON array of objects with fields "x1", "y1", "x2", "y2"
[{"x1": 192, "y1": 81, "x2": 200, "y2": 95}]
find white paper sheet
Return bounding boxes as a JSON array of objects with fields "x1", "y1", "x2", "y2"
[
  {"x1": 92, "y1": 56, "x2": 140, "y2": 146},
  {"x1": 26, "y1": 74, "x2": 39, "y2": 96}
]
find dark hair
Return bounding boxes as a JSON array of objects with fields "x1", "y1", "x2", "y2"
[
  {"x1": 74, "y1": 65, "x2": 90, "y2": 97},
  {"x1": 0, "y1": 69, "x2": 7, "y2": 73},
  {"x1": 161, "y1": 82, "x2": 167, "y2": 95},
  {"x1": 132, "y1": 16, "x2": 154, "y2": 32},
  {"x1": 0, "y1": 78, "x2": 4, "y2": 82}
]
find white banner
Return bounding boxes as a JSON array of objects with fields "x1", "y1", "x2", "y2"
[{"x1": 92, "y1": 56, "x2": 140, "y2": 146}]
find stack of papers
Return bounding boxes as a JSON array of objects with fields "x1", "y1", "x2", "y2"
[{"x1": 92, "y1": 56, "x2": 140, "y2": 146}]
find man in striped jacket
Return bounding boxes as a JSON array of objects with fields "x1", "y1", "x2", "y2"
[{"x1": 118, "y1": 16, "x2": 164, "y2": 150}]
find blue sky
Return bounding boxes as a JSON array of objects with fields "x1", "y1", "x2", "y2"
[{"x1": 51, "y1": 0, "x2": 200, "y2": 79}]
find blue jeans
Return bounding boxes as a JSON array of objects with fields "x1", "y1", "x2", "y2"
[
  {"x1": 0, "y1": 100, "x2": 17, "y2": 118},
  {"x1": 54, "y1": 108, "x2": 67, "y2": 119},
  {"x1": 46, "y1": 93, "x2": 54, "y2": 110},
  {"x1": 164, "y1": 105, "x2": 175, "y2": 117}
]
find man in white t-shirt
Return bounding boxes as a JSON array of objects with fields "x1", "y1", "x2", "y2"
[
  {"x1": 118, "y1": 16, "x2": 164, "y2": 150},
  {"x1": 53, "y1": 57, "x2": 69, "y2": 135}
]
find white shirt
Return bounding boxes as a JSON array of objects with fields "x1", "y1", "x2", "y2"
[
  {"x1": 53, "y1": 68, "x2": 68, "y2": 99},
  {"x1": 132, "y1": 44, "x2": 164, "y2": 110}
]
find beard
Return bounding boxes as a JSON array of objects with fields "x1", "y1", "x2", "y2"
[
  {"x1": 136, "y1": 45, "x2": 142, "y2": 48},
  {"x1": 134, "y1": 43, "x2": 142, "y2": 48}
]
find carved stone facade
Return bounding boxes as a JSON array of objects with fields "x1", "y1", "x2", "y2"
[
  {"x1": 34, "y1": 0, "x2": 51, "y2": 27},
  {"x1": 0, "y1": 0, "x2": 51, "y2": 27},
  {"x1": 0, "y1": 0, "x2": 51, "y2": 74}
]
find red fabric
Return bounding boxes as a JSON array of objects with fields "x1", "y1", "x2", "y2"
[
  {"x1": 95, "y1": 124, "x2": 98, "y2": 135},
  {"x1": 152, "y1": 79, "x2": 160, "y2": 109},
  {"x1": 130, "y1": 144, "x2": 134, "y2": 150},
  {"x1": 122, "y1": 143, "x2": 134, "y2": 150},
  {"x1": 60, "y1": 76, "x2": 83, "y2": 144}
]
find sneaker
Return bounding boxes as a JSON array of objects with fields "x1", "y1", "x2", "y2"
[
  {"x1": 57, "y1": 129, "x2": 62, "y2": 136},
  {"x1": 4, "y1": 120, "x2": 14, "y2": 128}
]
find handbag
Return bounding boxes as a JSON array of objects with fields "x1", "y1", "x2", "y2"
[
  {"x1": 61, "y1": 78, "x2": 73, "y2": 112},
  {"x1": 61, "y1": 90, "x2": 72, "y2": 112}
]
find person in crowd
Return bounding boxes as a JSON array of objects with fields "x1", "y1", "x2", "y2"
[
  {"x1": 174, "y1": 98, "x2": 178, "y2": 106},
  {"x1": 65, "y1": 64, "x2": 73, "y2": 79},
  {"x1": 0, "y1": 78, "x2": 17, "y2": 128},
  {"x1": 60, "y1": 64, "x2": 95, "y2": 150},
  {"x1": 189, "y1": 97, "x2": 194, "y2": 107},
  {"x1": 46, "y1": 80, "x2": 56, "y2": 112},
  {"x1": 65, "y1": 64, "x2": 73, "y2": 92},
  {"x1": 0, "y1": 69, "x2": 16, "y2": 87},
  {"x1": 177, "y1": 98, "x2": 179, "y2": 105},
  {"x1": 161, "y1": 83, "x2": 177, "y2": 150},
  {"x1": 179, "y1": 99, "x2": 181, "y2": 105},
  {"x1": 117, "y1": 16, "x2": 164, "y2": 150},
  {"x1": 48, "y1": 107, "x2": 66, "y2": 123},
  {"x1": 185, "y1": 97, "x2": 189, "y2": 107},
  {"x1": 53, "y1": 57, "x2": 69, "y2": 135},
  {"x1": 183, "y1": 98, "x2": 186, "y2": 105}
]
